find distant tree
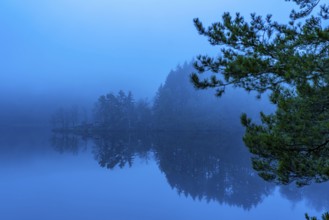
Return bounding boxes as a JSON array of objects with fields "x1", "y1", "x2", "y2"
[
  {"x1": 93, "y1": 95, "x2": 108, "y2": 125},
  {"x1": 191, "y1": 0, "x2": 329, "y2": 186},
  {"x1": 94, "y1": 91, "x2": 124, "y2": 130},
  {"x1": 51, "y1": 108, "x2": 70, "y2": 130},
  {"x1": 135, "y1": 99, "x2": 153, "y2": 131},
  {"x1": 93, "y1": 90, "x2": 150, "y2": 131},
  {"x1": 118, "y1": 91, "x2": 135, "y2": 130},
  {"x1": 153, "y1": 63, "x2": 232, "y2": 131},
  {"x1": 51, "y1": 106, "x2": 83, "y2": 130},
  {"x1": 70, "y1": 105, "x2": 79, "y2": 127}
]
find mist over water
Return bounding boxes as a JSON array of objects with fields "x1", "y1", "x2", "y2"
[
  {"x1": 0, "y1": 1, "x2": 327, "y2": 219},
  {"x1": 0, "y1": 126, "x2": 326, "y2": 220},
  {"x1": 0, "y1": 0, "x2": 292, "y2": 126}
]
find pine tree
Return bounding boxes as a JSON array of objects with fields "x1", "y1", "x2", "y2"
[{"x1": 191, "y1": 0, "x2": 329, "y2": 186}]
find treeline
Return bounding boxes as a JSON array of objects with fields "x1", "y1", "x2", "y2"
[
  {"x1": 51, "y1": 106, "x2": 88, "y2": 130},
  {"x1": 153, "y1": 63, "x2": 236, "y2": 131},
  {"x1": 93, "y1": 91, "x2": 152, "y2": 131},
  {"x1": 52, "y1": 62, "x2": 244, "y2": 133}
]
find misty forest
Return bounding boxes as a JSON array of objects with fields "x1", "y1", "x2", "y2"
[{"x1": 2, "y1": 0, "x2": 329, "y2": 219}]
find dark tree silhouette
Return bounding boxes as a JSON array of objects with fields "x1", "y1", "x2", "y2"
[
  {"x1": 153, "y1": 62, "x2": 244, "y2": 131},
  {"x1": 190, "y1": 0, "x2": 329, "y2": 187},
  {"x1": 242, "y1": 86, "x2": 329, "y2": 186}
]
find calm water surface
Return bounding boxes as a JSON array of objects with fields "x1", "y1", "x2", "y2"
[{"x1": 0, "y1": 127, "x2": 326, "y2": 220}]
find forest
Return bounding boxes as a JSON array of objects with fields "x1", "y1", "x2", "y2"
[
  {"x1": 4, "y1": 0, "x2": 329, "y2": 219},
  {"x1": 49, "y1": 0, "x2": 329, "y2": 218},
  {"x1": 51, "y1": 62, "x2": 252, "y2": 134}
]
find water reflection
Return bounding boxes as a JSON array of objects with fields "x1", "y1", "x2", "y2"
[
  {"x1": 51, "y1": 131, "x2": 272, "y2": 209},
  {"x1": 153, "y1": 131, "x2": 275, "y2": 210},
  {"x1": 50, "y1": 133, "x2": 87, "y2": 154},
  {"x1": 92, "y1": 133, "x2": 152, "y2": 169},
  {"x1": 50, "y1": 131, "x2": 329, "y2": 212},
  {"x1": 280, "y1": 183, "x2": 329, "y2": 212}
]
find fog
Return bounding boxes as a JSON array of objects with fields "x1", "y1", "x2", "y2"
[
  {"x1": 2, "y1": 1, "x2": 328, "y2": 219},
  {"x1": 0, "y1": 0, "x2": 292, "y2": 126}
]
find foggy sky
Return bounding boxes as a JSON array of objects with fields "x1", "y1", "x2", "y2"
[{"x1": 0, "y1": 0, "x2": 293, "y2": 125}]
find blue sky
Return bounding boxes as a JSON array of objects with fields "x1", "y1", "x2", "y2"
[{"x1": 0, "y1": 0, "x2": 293, "y2": 122}]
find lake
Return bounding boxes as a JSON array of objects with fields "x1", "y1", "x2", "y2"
[{"x1": 0, "y1": 127, "x2": 326, "y2": 220}]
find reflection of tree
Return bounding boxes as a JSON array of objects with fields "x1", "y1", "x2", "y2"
[
  {"x1": 50, "y1": 130, "x2": 329, "y2": 210},
  {"x1": 280, "y1": 182, "x2": 329, "y2": 212},
  {"x1": 52, "y1": 130, "x2": 274, "y2": 209},
  {"x1": 50, "y1": 133, "x2": 87, "y2": 154},
  {"x1": 242, "y1": 86, "x2": 329, "y2": 186},
  {"x1": 92, "y1": 133, "x2": 153, "y2": 169},
  {"x1": 153, "y1": 131, "x2": 274, "y2": 210}
]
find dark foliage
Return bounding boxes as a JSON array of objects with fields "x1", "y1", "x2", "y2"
[
  {"x1": 153, "y1": 63, "x2": 240, "y2": 131},
  {"x1": 93, "y1": 90, "x2": 151, "y2": 131},
  {"x1": 191, "y1": 0, "x2": 329, "y2": 187}
]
